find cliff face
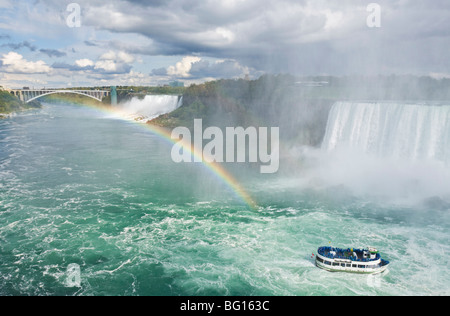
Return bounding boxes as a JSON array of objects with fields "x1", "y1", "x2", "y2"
[{"x1": 0, "y1": 90, "x2": 41, "y2": 115}]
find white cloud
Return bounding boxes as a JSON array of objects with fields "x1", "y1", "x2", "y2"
[
  {"x1": 117, "y1": 51, "x2": 135, "y2": 64},
  {"x1": 167, "y1": 56, "x2": 202, "y2": 78},
  {"x1": 189, "y1": 58, "x2": 252, "y2": 79},
  {"x1": 92, "y1": 51, "x2": 135, "y2": 73},
  {"x1": 95, "y1": 59, "x2": 119, "y2": 72},
  {"x1": 75, "y1": 59, "x2": 95, "y2": 68},
  {"x1": 99, "y1": 51, "x2": 135, "y2": 64},
  {"x1": 0, "y1": 52, "x2": 52, "y2": 74},
  {"x1": 153, "y1": 56, "x2": 256, "y2": 83}
]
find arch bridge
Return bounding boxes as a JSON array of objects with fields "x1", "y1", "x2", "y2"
[{"x1": 10, "y1": 89, "x2": 111, "y2": 103}]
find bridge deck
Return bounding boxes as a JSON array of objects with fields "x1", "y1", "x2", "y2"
[{"x1": 10, "y1": 89, "x2": 111, "y2": 103}]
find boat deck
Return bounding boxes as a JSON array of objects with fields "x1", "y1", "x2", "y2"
[{"x1": 318, "y1": 246, "x2": 380, "y2": 262}]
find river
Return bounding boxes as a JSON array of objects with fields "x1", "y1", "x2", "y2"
[{"x1": 0, "y1": 102, "x2": 448, "y2": 296}]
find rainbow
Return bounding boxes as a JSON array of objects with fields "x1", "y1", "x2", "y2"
[
  {"x1": 44, "y1": 97, "x2": 257, "y2": 208},
  {"x1": 143, "y1": 124, "x2": 257, "y2": 209}
]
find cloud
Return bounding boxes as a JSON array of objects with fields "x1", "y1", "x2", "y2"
[
  {"x1": 93, "y1": 51, "x2": 134, "y2": 74},
  {"x1": 52, "y1": 62, "x2": 87, "y2": 72},
  {"x1": 52, "y1": 51, "x2": 135, "y2": 75},
  {"x1": 94, "y1": 59, "x2": 123, "y2": 73},
  {"x1": 153, "y1": 56, "x2": 256, "y2": 80},
  {"x1": 75, "y1": 59, "x2": 95, "y2": 68},
  {"x1": 1, "y1": 41, "x2": 37, "y2": 51},
  {"x1": 0, "y1": 52, "x2": 52, "y2": 74},
  {"x1": 80, "y1": 1, "x2": 351, "y2": 53},
  {"x1": 151, "y1": 67, "x2": 167, "y2": 76},
  {"x1": 39, "y1": 49, "x2": 67, "y2": 58},
  {"x1": 99, "y1": 51, "x2": 135, "y2": 64},
  {"x1": 189, "y1": 59, "x2": 250, "y2": 79},
  {"x1": 84, "y1": 40, "x2": 98, "y2": 47},
  {"x1": 75, "y1": 0, "x2": 450, "y2": 76},
  {"x1": 2, "y1": 0, "x2": 450, "y2": 86},
  {"x1": 166, "y1": 56, "x2": 201, "y2": 78},
  {"x1": 0, "y1": 0, "x2": 12, "y2": 9},
  {"x1": 1, "y1": 41, "x2": 66, "y2": 58}
]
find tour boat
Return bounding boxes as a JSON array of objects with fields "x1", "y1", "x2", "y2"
[{"x1": 315, "y1": 246, "x2": 389, "y2": 274}]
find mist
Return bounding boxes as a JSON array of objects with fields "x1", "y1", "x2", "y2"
[
  {"x1": 294, "y1": 146, "x2": 450, "y2": 206},
  {"x1": 279, "y1": 100, "x2": 450, "y2": 209}
]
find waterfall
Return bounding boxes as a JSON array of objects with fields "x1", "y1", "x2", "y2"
[
  {"x1": 310, "y1": 102, "x2": 450, "y2": 202},
  {"x1": 322, "y1": 102, "x2": 450, "y2": 163},
  {"x1": 118, "y1": 95, "x2": 182, "y2": 122}
]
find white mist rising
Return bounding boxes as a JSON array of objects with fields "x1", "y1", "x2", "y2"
[
  {"x1": 117, "y1": 95, "x2": 182, "y2": 122},
  {"x1": 297, "y1": 102, "x2": 450, "y2": 206}
]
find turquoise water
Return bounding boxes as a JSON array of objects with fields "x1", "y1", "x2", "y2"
[{"x1": 0, "y1": 103, "x2": 449, "y2": 296}]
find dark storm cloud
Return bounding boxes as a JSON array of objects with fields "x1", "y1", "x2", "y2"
[
  {"x1": 5, "y1": 0, "x2": 450, "y2": 80},
  {"x1": 74, "y1": 0, "x2": 450, "y2": 75}
]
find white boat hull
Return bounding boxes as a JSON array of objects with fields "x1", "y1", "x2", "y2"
[{"x1": 315, "y1": 258, "x2": 389, "y2": 275}]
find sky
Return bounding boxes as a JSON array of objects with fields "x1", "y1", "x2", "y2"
[{"x1": 0, "y1": 0, "x2": 449, "y2": 88}]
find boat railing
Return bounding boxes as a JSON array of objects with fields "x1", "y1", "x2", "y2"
[{"x1": 317, "y1": 246, "x2": 381, "y2": 262}]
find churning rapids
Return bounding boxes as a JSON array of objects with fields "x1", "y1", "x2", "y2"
[{"x1": 0, "y1": 100, "x2": 449, "y2": 296}]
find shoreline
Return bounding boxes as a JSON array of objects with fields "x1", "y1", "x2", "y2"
[
  {"x1": 0, "y1": 113, "x2": 12, "y2": 119},
  {"x1": 0, "y1": 104, "x2": 42, "y2": 119}
]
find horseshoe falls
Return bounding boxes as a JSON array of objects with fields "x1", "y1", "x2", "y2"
[
  {"x1": 322, "y1": 102, "x2": 450, "y2": 162},
  {"x1": 316, "y1": 102, "x2": 450, "y2": 203}
]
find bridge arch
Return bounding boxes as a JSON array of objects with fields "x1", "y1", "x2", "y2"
[{"x1": 25, "y1": 90, "x2": 107, "y2": 103}]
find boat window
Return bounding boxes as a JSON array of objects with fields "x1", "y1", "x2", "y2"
[
  {"x1": 316, "y1": 257, "x2": 323, "y2": 263},
  {"x1": 325, "y1": 261, "x2": 331, "y2": 265},
  {"x1": 358, "y1": 265, "x2": 365, "y2": 269},
  {"x1": 340, "y1": 263, "x2": 346, "y2": 267},
  {"x1": 332, "y1": 262, "x2": 339, "y2": 266}
]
